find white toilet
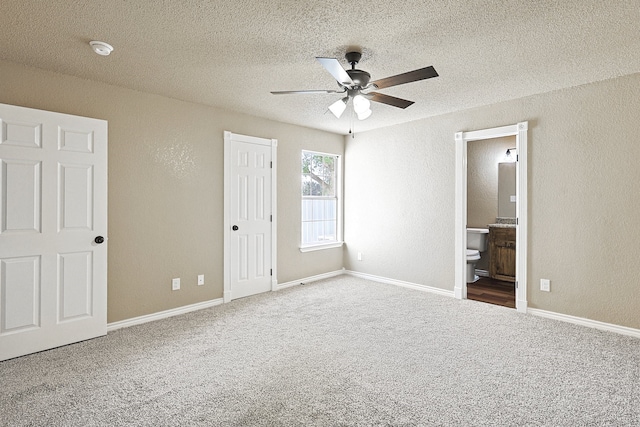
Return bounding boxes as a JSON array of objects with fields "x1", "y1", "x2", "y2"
[{"x1": 466, "y1": 228, "x2": 489, "y2": 283}]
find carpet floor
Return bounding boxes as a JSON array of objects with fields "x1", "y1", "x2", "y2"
[{"x1": 1, "y1": 276, "x2": 638, "y2": 426}]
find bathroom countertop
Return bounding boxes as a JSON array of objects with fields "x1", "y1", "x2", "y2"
[{"x1": 488, "y1": 223, "x2": 516, "y2": 228}]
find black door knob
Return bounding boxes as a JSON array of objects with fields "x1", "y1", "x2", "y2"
[
  {"x1": 94, "y1": 236, "x2": 105, "y2": 244},
  {"x1": 232, "y1": 225, "x2": 239, "y2": 231}
]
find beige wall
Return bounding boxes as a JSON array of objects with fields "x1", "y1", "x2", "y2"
[
  {"x1": 0, "y1": 60, "x2": 344, "y2": 323},
  {"x1": 345, "y1": 72, "x2": 640, "y2": 329},
  {"x1": 3, "y1": 59, "x2": 640, "y2": 331},
  {"x1": 467, "y1": 136, "x2": 515, "y2": 228},
  {"x1": 498, "y1": 162, "x2": 516, "y2": 218}
]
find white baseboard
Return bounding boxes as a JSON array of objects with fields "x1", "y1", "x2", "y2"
[
  {"x1": 344, "y1": 270, "x2": 455, "y2": 298},
  {"x1": 107, "y1": 298, "x2": 224, "y2": 332},
  {"x1": 527, "y1": 308, "x2": 640, "y2": 339},
  {"x1": 275, "y1": 269, "x2": 345, "y2": 291},
  {"x1": 106, "y1": 273, "x2": 640, "y2": 341}
]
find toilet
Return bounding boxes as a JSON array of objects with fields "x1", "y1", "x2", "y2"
[{"x1": 466, "y1": 228, "x2": 489, "y2": 283}]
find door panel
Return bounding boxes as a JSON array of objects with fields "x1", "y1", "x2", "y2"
[
  {"x1": 1, "y1": 256, "x2": 41, "y2": 333},
  {"x1": 226, "y1": 134, "x2": 274, "y2": 300},
  {"x1": 1, "y1": 120, "x2": 42, "y2": 148},
  {"x1": 0, "y1": 103, "x2": 107, "y2": 361},
  {"x1": 1, "y1": 159, "x2": 42, "y2": 233},
  {"x1": 58, "y1": 251, "x2": 93, "y2": 320},
  {"x1": 59, "y1": 163, "x2": 93, "y2": 231}
]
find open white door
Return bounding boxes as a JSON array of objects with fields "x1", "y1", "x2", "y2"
[
  {"x1": 224, "y1": 131, "x2": 277, "y2": 302},
  {"x1": 0, "y1": 103, "x2": 107, "y2": 361}
]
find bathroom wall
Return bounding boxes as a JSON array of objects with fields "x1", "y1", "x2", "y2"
[
  {"x1": 0, "y1": 60, "x2": 344, "y2": 323},
  {"x1": 344, "y1": 72, "x2": 640, "y2": 330},
  {"x1": 498, "y1": 162, "x2": 517, "y2": 218},
  {"x1": 467, "y1": 136, "x2": 516, "y2": 228}
]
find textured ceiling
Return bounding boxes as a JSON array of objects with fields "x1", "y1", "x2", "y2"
[{"x1": 2, "y1": 1, "x2": 640, "y2": 135}]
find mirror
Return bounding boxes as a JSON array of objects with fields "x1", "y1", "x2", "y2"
[{"x1": 498, "y1": 162, "x2": 516, "y2": 218}]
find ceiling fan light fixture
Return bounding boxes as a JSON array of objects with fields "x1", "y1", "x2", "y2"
[
  {"x1": 328, "y1": 98, "x2": 348, "y2": 118},
  {"x1": 357, "y1": 109, "x2": 372, "y2": 121},
  {"x1": 352, "y1": 94, "x2": 370, "y2": 114}
]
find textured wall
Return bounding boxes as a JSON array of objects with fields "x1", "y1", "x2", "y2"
[
  {"x1": 3, "y1": 58, "x2": 640, "y2": 330},
  {"x1": 467, "y1": 136, "x2": 515, "y2": 228},
  {"x1": 345, "y1": 72, "x2": 640, "y2": 329},
  {"x1": 0, "y1": 60, "x2": 344, "y2": 323},
  {"x1": 498, "y1": 162, "x2": 516, "y2": 218}
]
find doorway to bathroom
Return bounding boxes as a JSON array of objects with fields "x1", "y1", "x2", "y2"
[
  {"x1": 454, "y1": 122, "x2": 529, "y2": 313},
  {"x1": 466, "y1": 135, "x2": 517, "y2": 308}
]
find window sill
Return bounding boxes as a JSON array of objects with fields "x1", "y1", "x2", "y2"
[{"x1": 299, "y1": 241, "x2": 344, "y2": 253}]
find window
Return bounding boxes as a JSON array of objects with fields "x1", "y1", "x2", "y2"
[{"x1": 301, "y1": 150, "x2": 342, "y2": 250}]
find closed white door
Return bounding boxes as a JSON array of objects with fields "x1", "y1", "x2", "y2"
[
  {"x1": 0, "y1": 103, "x2": 107, "y2": 361},
  {"x1": 224, "y1": 132, "x2": 275, "y2": 301}
]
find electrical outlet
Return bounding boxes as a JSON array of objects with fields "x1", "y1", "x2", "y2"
[
  {"x1": 172, "y1": 278, "x2": 180, "y2": 291},
  {"x1": 540, "y1": 278, "x2": 550, "y2": 292},
  {"x1": 357, "y1": 252, "x2": 362, "y2": 261},
  {"x1": 198, "y1": 274, "x2": 205, "y2": 286}
]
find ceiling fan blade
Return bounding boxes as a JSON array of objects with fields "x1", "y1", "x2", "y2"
[
  {"x1": 316, "y1": 57, "x2": 354, "y2": 86},
  {"x1": 371, "y1": 66, "x2": 438, "y2": 90},
  {"x1": 367, "y1": 92, "x2": 414, "y2": 109},
  {"x1": 271, "y1": 89, "x2": 344, "y2": 95}
]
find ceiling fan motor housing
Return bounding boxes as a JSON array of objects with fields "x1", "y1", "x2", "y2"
[
  {"x1": 344, "y1": 52, "x2": 371, "y2": 87},
  {"x1": 346, "y1": 69, "x2": 371, "y2": 87}
]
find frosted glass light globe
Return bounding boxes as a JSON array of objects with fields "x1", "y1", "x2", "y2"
[{"x1": 352, "y1": 95, "x2": 370, "y2": 114}]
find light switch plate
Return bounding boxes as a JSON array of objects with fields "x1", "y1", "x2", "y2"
[
  {"x1": 172, "y1": 278, "x2": 180, "y2": 291},
  {"x1": 198, "y1": 274, "x2": 205, "y2": 285}
]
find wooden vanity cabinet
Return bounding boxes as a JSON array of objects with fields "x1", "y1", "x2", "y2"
[{"x1": 489, "y1": 227, "x2": 516, "y2": 282}]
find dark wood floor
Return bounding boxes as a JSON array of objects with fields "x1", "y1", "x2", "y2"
[{"x1": 467, "y1": 276, "x2": 515, "y2": 308}]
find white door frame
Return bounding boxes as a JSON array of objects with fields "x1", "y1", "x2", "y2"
[
  {"x1": 454, "y1": 122, "x2": 528, "y2": 312},
  {"x1": 223, "y1": 131, "x2": 277, "y2": 303}
]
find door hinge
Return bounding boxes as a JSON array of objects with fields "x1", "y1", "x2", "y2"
[
  {"x1": 516, "y1": 217, "x2": 519, "y2": 225},
  {"x1": 515, "y1": 281, "x2": 518, "y2": 289},
  {"x1": 270, "y1": 269, "x2": 272, "y2": 276},
  {"x1": 270, "y1": 214, "x2": 272, "y2": 222},
  {"x1": 270, "y1": 161, "x2": 272, "y2": 168}
]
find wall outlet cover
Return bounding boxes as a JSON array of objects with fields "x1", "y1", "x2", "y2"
[
  {"x1": 540, "y1": 278, "x2": 550, "y2": 292},
  {"x1": 198, "y1": 274, "x2": 205, "y2": 285},
  {"x1": 172, "y1": 278, "x2": 180, "y2": 291}
]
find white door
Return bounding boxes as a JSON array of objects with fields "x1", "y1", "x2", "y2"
[
  {"x1": 0, "y1": 103, "x2": 107, "y2": 361},
  {"x1": 224, "y1": 132, "x2": 276, "y2": 301}
]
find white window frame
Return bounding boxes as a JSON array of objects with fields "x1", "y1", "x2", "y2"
[{"x1": 300, "y1": 150, "x2": 343, "y2": 252}]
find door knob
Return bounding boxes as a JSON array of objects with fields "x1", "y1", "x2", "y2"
[
  {"x1": 232, "y1": 225, "x2": 239, "y2": 231},
  {"x1": 94, "y1": 236, "x2": 105, "y2": 244}
]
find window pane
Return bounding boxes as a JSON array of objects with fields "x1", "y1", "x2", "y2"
[
  {"x1": 310, "y1": 154, "x2": 324, "y2": 176},
  {"x1": 301, "y1": 150, "x2": 339, "y2": 246},
  {"x1": 324, "y1": 220, "x2": 337, "y2": 241},
  {"x1": 302, "y1": 222, "x2": 313, "y2": 243},
  {"x1": 313, "y1": 221, "x2": 324, "y2": 242},
  {"x1": 325, "y1": 199, "x2": 336, "y2": 220},
  {"x1": 302, "y1": 200, "x2": 313, "y2": 221},
  {"x1": 302, "y1": 152, "x2": 313, "y2": 174},
  {"x1": 322, "y1": 174, "x2": 334, "y2": 196},
  {"x1": 312, "y1": 200, "x2": 325, "y2": 220}
]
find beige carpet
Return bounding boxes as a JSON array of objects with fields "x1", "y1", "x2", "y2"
[{"x1": 1, "y1": 276, "x2": 639, "y2": 426}]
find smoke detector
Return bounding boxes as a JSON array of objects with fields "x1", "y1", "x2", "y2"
[{"x1": 89, "y1": 41, "x2": 114, "y2": 56}]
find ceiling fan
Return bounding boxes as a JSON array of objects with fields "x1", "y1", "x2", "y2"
[{"x1": 271, "y1": 51, "x2": 438, "y2": 121}]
